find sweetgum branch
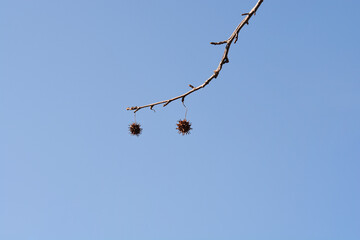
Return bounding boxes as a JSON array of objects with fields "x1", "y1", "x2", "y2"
[{"x1": 126, "y1": 0, "x2": 264, "y2": 113}]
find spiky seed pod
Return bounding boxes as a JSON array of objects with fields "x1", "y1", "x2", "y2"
[
  {"x1": 129, "y1": 122, "x2": 142, "y2": 136},
  {"x1": 176, "y1": 119, "x2": 192, "y2": 135}
]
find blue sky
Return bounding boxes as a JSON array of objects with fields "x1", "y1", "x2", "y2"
[{"x1": 1, "y1": 0, "x2": 359, "y2": 239}]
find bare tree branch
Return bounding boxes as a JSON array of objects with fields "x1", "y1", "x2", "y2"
[{"x1": 126, "y1": 0, "x2": 264, "y2": 113}]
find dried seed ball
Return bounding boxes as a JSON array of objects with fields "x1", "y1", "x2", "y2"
[
  {"x1": 176, "y1": 119, "x2": 192, "y2": 135},
  {"x1": 129, "y1": 122, "x2": 142, "y2": 136}
]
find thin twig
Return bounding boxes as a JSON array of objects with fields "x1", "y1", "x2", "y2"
[{"x1": 126, "y1": 0, "x2": 264, "y2": 113}]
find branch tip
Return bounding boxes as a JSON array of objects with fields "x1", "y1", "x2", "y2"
[
  {"x1": 127, "y1": 106, "x2": 138, "y2": 111},
  {"x1": 234, "y1": 34, "x2": 239, "y2": 44},
  {"x1": 163, "y1": 101, "x2": 170, "y2": 107},
  {"x1": 210, "y1": 40, "x2": 227, "y2": 45}
]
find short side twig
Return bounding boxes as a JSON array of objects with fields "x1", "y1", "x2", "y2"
[{"x1": 126, "y1": 0, "x2": 264, "y2": 113}]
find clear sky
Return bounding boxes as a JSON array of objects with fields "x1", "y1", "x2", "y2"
[{"x1": 1, "y1": 0, "x2": 359, "y2": 239}]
